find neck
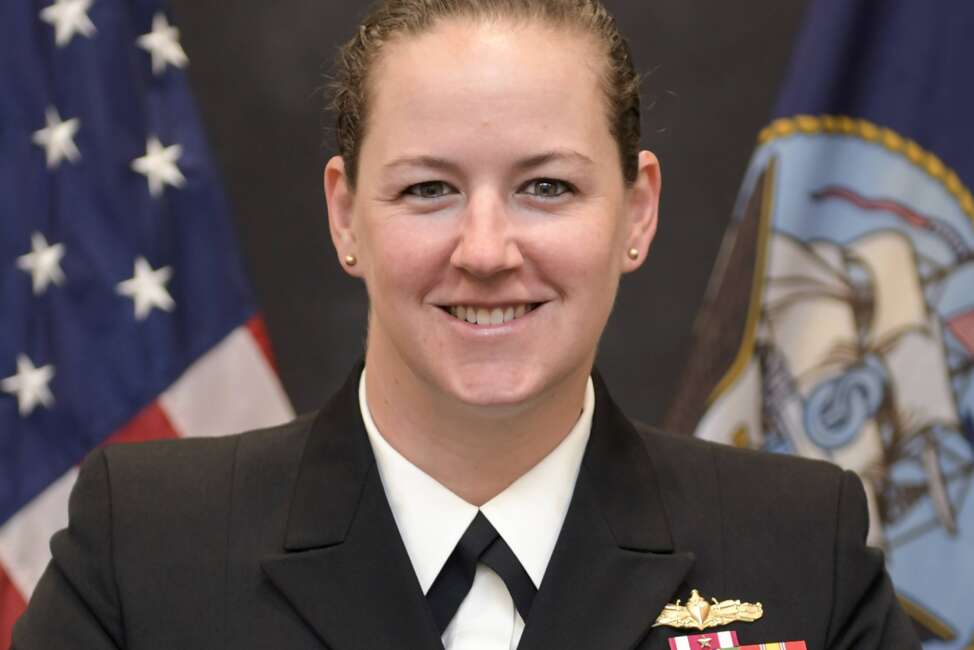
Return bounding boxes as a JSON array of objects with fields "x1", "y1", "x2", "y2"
[{"x1": 363, "y1": 349, "x2": 588, "y2": 507}]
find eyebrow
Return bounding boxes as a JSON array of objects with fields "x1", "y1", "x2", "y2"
[{"x1": 381, "y1": 149, "x2": 596, "y2": 173}]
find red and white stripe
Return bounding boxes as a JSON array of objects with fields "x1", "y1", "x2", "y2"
[
  {"x1": 0, "y1": 316, "x2": 293, "y2": 645},
  {"x1": 669, "y1": 630, "x2": 740, "y2": 650}
]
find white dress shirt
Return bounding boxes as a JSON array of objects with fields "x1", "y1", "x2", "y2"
[{"x1": 358, "y1": 370, "x2": 595, "y2": 650}]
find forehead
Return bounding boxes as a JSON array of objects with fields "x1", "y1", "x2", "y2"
[{"x1": 361, "y1": 19, "x2": 613, "y2": 166}]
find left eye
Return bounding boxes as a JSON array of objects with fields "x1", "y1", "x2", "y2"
[{"x1": 521, "y1": 178, "x2": 572, "y2": 198}]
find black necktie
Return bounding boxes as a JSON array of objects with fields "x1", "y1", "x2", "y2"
[{"x1": 426, "y1": 511, "x2": 538, "y2": 634}]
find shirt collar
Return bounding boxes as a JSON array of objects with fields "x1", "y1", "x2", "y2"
[{"x1": 359, "y1": 369, "x2": 594, "y2": 593}]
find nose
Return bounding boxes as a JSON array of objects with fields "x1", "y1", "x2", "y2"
[{"x1": 450, "y1": 193, "x2": 523, "y2": 277}]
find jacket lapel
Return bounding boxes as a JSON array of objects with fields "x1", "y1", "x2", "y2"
[
  {"x1": 261, "y1": 367, "x2": 443, "y2": 650},
  {"x1": 259, "y1": 367, "x2": 696, "y2": 649},
  {"x1": 516, "y1": 373, "x2": 696, "y2": 650}
]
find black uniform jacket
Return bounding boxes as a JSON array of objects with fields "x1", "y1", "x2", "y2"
[{"x1": 13, "y1": 368, "x2": 919, "y2": 649}]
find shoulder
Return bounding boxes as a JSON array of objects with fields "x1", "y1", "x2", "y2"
[
  {"x1": 85, "y1": 412, "x2": 319, "y2": 522},
  {"x1": 61, "y1": 412, "x2": 322, "y2": 601},
  {"x1": 100, "y1": 410, "x2": 315, "y2": 474},
  {"x1": 630, "y1": 421, "x2": 859, "y2": 530},
  {"x1": 633, "y1": 420, "x2": 846, "y2": 482}
]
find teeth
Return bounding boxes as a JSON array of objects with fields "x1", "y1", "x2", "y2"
[{"x1": 445, "y1": 303, "x2": 536, "y2": 325}]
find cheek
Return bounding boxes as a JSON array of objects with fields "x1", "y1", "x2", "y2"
[
  {"x1": 361, "y1": 217, "x2": 455, "y2": 301},
  {"x1": 532, "y1": 213, "x2": 623, "y2": 288},
  {"x1": 522, "y1": 229, "x2": 621, "y2": 351}
]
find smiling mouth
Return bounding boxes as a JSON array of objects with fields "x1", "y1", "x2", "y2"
[{"x1": 439, "y1": 303, "x2": 542, "y2": 326}]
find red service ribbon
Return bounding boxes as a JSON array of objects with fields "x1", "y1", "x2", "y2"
[{"x1": 668, "y1": 631, "x2": 740, "y2": 649}]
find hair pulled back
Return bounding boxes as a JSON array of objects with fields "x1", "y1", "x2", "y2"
[{"x1": 330, "y1": 0, "x2": 641, "y2": 189}]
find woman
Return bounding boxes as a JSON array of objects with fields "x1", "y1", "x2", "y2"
[{"x1": 14, "y1": 1, "x2": 918, "y2": 648}]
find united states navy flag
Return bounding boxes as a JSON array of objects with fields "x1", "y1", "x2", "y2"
[
  {"x1": 0, "y1": 1, "x2": 294, "y2": 644},
  {"x1": 667, "y1": 0, "x2": 974, "y2": 646}
]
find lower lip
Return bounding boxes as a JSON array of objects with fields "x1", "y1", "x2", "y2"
[{"x1": 438, "y1": 304, "x2": 544, "y2": 335}]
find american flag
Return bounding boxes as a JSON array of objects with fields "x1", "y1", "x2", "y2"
[{"x1": 0, "y1": 0, "x2": 294, "y2": 644}]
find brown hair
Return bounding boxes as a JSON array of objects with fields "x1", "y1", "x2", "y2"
[{"x1": 330, "y1": 0, "x2": 641, "y2": 189}]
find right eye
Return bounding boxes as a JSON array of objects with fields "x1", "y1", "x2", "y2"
[{"x1": 403, "y1": 181, "x2": 455, "y2": 199}]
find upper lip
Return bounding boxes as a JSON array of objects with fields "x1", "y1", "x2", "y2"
[{"x1": 435, "y1": 300, "x2": 546, "y2": 308}]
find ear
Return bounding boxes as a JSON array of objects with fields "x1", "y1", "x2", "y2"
[
  {"x1": 620, "y1": 150, "x2": 661, "y2": 273},
  {"x1": 323, "y1": 155, "x2": 363, "y2": 277}
]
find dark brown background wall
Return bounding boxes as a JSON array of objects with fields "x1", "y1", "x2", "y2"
[{"x1": 167, "y1": 0, "x2": 809, "y2": 427}]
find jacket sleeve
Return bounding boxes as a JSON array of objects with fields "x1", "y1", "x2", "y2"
[
  {"x1": 11, "y1": 449, "x2": 124, "y2": 649},
  {"x1": 825, "y1": 469, "x2": 920, "y2": 649}
]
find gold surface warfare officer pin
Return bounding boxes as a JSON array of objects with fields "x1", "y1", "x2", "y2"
[{"x1": 654, "y1": 589, "x2": 764, "y2": 631}]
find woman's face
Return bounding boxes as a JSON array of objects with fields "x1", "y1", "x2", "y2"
[{"x1": 326, "y1": 19, "x2": 659, "y2": 410}]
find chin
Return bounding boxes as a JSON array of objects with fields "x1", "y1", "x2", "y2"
[
  {"x1": 454, "y1": 387, "x2": 533, "y2": 410},
  {"x1": 440, "y1": 366, "x2": 544, "y2": 410},
  {"x1": 437, "y1": 357, "x2": 585, "y2": 414}
]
